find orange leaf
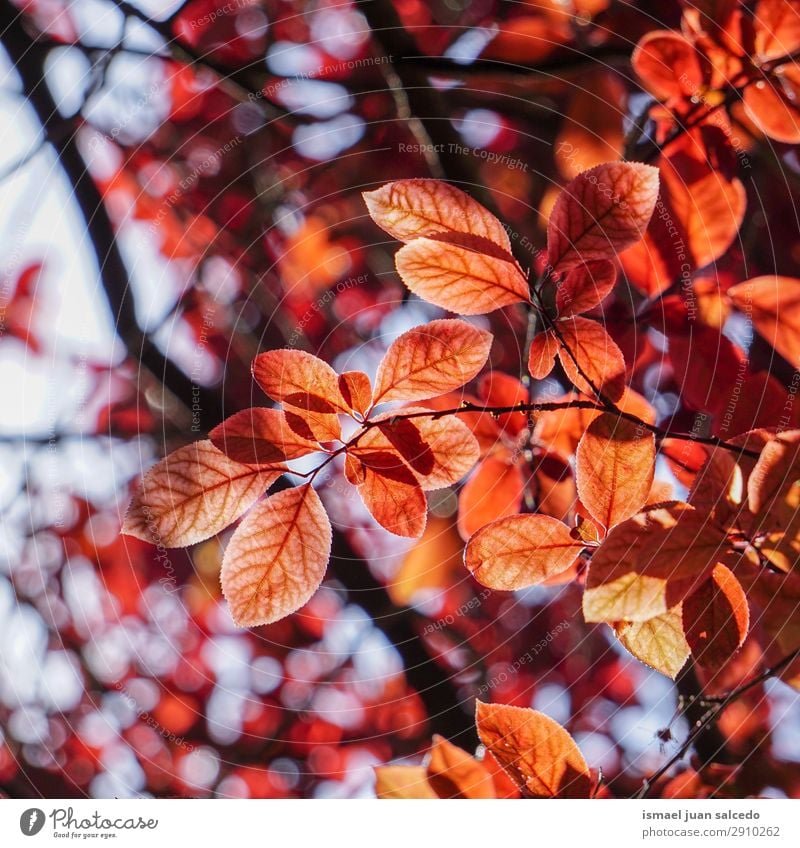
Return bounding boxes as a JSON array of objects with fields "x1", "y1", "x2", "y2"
[
  {"x1": 555, "y1": 259, "x2": 617, "y2": 317},
  {"x1": 632, "y1": 31, "x2": 707, "y2": 101},
  {"x1": 388, "y1": 516, "x2": 464, "y2": 606},
  {"x1": 683, "y1": 563, "x2": 749, "y2": 667},
  {"x1": 583, "y1": 505, "x2": 728, "y2": 623},
  {"x1": 357, "y1": 412, "x2": 480, "y2": 490},
  {"x1": 556, "y1": 316, "x2": 627, "y2": 402},
  {"x1": 555, "y1": 71, "x2": 626, "y2": 179},
  {"x1": 457, "y1": 452, "x2": 525, "y2": 540},
  {"x1": 746, "y1": 75, "x2": 800, "y2": 142},
  {"x1": 754, "y1": 0, "x2": 800, "y2": 61},
  {"x1": 122, "y1": 440, "x2": 281, "y2": 548},
  {"x1": 395, "y1": 237, "x2": 529, "y2": 315},
  {"x1": 220, "y1": 483, "x2": 332, "y2": 626},
  {"x1": 547, "y1": 162, "x2": 659, "y2": 272},
  {"x1": 374, "y1": 766, "x2": 437, "y2": 799},
  {"x1": 351, "y1": 451, "x2": 428, "y2": 537},
  {"x1": 620, "y1": 155, "x2": 746, "y2": 296},
  {"x1": 729, "y1": 276, "x2": 800, "y2": 368},
  {"x1": 284, "y1": 408, "x2": 341, "y2": 442},
  {"x1": 527, "y1": 329, "x2": 559, "y2": 380},
  {"x1": 747, "y1": 429, "x2": 800, "y2": 515},
  {"x1": 252, "y1": 348, "x2": 346, "y2": 413},
  {"x1": 576, "y1": 412, "x2": 656, "y2": 529},
  {"x1": 475, "y1": 702, "x2": 592, "y2": 798},
  {"x1": 464, "y1": 514, "x2": 584, "y2": 590},
  {"x1": 363, "y1": 179, "x2": 511, "y2": 251},
  {"x1": 338, "y1": 371, "x2": 372, "y2": 417},
  {"x1": 210, "y1": 407, "x2": 319, "y2": 465},
  {"x1": 615, "y1": 607, "x2": 690, "y2": 679},
  {"x1": 373, "y1": 319, "x2": 493, "y2": 405},
  {"x1": 426, "y1": 736, "x2": 496, "y2": 799}
]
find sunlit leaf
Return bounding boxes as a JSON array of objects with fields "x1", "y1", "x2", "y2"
[
  {"x1": 122, "y1": 440, "x2": 281, "y2": 548},
  {"x1": 475, "y1": 702, "x2": 592, "y2": 798},
  {"x1": 465, "y1": 513, "x2": 585, "y2": 590},
  {"x1": 363, "y1": 179, "x2": 512, "y2": 251},
  {"x1": 576, "y1": 412, "x2": 656, "y2": 529},
  {"x1": 395, "y1": 237, "x2": 529, "y2": 315},
  {"x1": 210, "y1": 407, "x2": 319, "y2": 465},
  {"x1": 547, "y1": 162, "x2": 659, "y2": 272},
  {"x1": 615, "y1": 607, "x2": 690, "y2": 678},
  {"x1": 373, "y1": 319, "x2": 493, "y2": 405},
  {"x1": 220, "y1": 484, "x2": 332, "y2": 626}
]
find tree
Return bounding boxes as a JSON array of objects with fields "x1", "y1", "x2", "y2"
[{"x1": 1, "y1": 0, "x2": 799, "y2": 800}]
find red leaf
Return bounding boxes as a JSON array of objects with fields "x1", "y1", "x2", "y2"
[
  {"x1": 556, "y1": 316, "x2": 627, "y2": 402},
  {"x1": 527, "y1": 329, "x2": 559, "y2": 380},
  {"x1": 729, "y1": 276, "x2": 800, "y2": 368},
  {"x1": 220, "y1": 484, "x2": 332, "y2": 626},
  {"x1": 357, "y1": 412, "x2": 480, "y2": 490},
  {"x1": 555, "y1": 259, "x2": 617, "y2": 316},
  {"x1": 252, "y1": 349, "x2": 346, "y2": 413},
  {"x1": 394, "y1": 237, "x2": 529, "y2": 315},
  {"x1": 457, "y1": 452, "x2": 525, "y2": 540},
  {"x1": 464, "y1": 514, "x2": 585, "y2": 590},
  {"x1": 583, "y1": 505, "x2": 728, "y2": 623},
  {"x1": 632, "y1": 31, "x2": 707, "y2": 101},
  {"x1": 210, "y1": 407, "x2": 320, "y2": 465},
  {"x1": 475, "y1": 702, "x2": 592, "y2": 798},
  {"x1": 122, "y1": 440, "x2": 281, "y2": 548},
  {"x1": 683, "y1": 562, "x2": 749, "y2": 667},
  {"x1": 350, "y1": 451, "x2": 428, "y2": 538},
  {"x1": 547, "y1": 162, "x2": 659, "y2": 272},
  {"x1": 338, "y1": 371, "x2": 372, "y2": 417},
  {"x1": 426, "y1": 736, "x2": 496, "y2": 799},
  {"x1": 363, "y1": 178, "x2": 512, "y2": 251},
  {"x1": 576, "y1": 413, "x2": 656, "y2": 529},
  {"x1": 373, "y1": 319, "x2": 493, "y2": 405}
]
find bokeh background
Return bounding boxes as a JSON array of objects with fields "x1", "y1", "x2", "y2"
[{"x1": 1, "y1": 0, "x2": 799, "y2": 798}]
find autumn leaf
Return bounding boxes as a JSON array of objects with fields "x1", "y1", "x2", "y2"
[
  {"x1": 220, "y1": 483, "x2": 332, "y2": 626},
  {"x1": 682, "y1": 563, "x2": 749, "y2": 667},
  {"x1": 394, "y1": 237, "x2": 529, "y2": 315},
  {"x1": 426, "y1": 736, "x2": 496, "y2": 799},
  {"x1": 388, "y1": 517, "x2": 464, "y2": 606},
  {"x1": 457, "y1": 452, "x2": 526, "y2": 540},
  {"x1": 555, "y1": 259, "x2": 617, "y2": 317},
  {"x1": 743, "y1": 75, "x2": 800, "y2": 143},
  {"x1": 475, "y1": 702, "x2": 592, "y2": 798},
  {"x1": 527, "y1": 329, "x2": 559, "y2": 380},
  {"x1": 615, "y1": 607, "x2": 690, "y2": 679},
  {"x1": 356, "y1": 411, "x2": 480, "y2": 490},
  {"x1": 252, "y1": 348, "x2": 346, "y2": 413},
  {"x1": 620, "y1": 153, "x2": 746, "y2": 297},
  {"x1": 372, "y1": 319, "x2": 493, "y2": 405},
  {"x1": 338, "y1": 371, "x2": 372, "y2": 417},
  {"x1": 632, "y1": 31, "x2": 707, "y2": 101},
  {"x1": 556, "y1": 316, "x2": 627, "y2": 402},
  {"x1": 363, "y1": 178, "x2": 512, "y2": 251},
  {"x1": 210, "y1": 407, "x2": 320, "y2": 465},
  {"x1": 374, "y1": 766, "x2": 437, "y2": 799},
  {"x1": 464, "y1": 514, "x2": 585, "y2": 590},
  {"x1": 122, "y1": 440, "x2": 281, "y2": 548},
  {"x1": 576, "y1": 413, "x2": 656, "y2": 529},
  {"x1": 747, "y1": 429, "x2": 800, "y2": 516},
  {"x1": 349, "y1": 451, "x2": 428, "y2": 538},
  {"x1": 583, "y1": 505, "x2": 728, "y2": 623},
  {"x1": 546, "y1": 162, "x2": 659, "y2": 272},
  {"x1": 729, "y1": 276, "x2": 800, "y2": 368}
]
